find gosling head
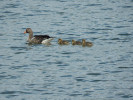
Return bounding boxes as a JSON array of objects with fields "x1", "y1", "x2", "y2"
[
  {"x1": 82, "y1": 39, "x2": 86, "y2": 46},
  {"x1": 72, "y1": 40, "x2": 76, "y2": 45},
  {"x1": 58, "y1": 38, "x2": 62, "y2": 43}
]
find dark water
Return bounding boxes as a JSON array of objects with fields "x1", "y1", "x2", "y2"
[{"x1": 0, "y1": 0, "x2": 133, "y2": 100}]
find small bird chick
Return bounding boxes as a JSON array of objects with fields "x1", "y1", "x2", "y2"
[
  {"x1": 82, "y1": 39, "x2": 93, "y2": 47},
  {"x1": 72, "y1": 40, "x2": 82, "y2": 45},
  {"x1": 58, "y1": 38, "x2": 69, "y2": 45}
]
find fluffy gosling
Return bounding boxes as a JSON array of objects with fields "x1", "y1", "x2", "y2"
[
  {"x1": 58, "y1": 38, "x2": 69, "y2": 45},
  {"x1": 72, "y1": 40, "x2": 82, "y2": 45},
  {"x1": 82, "y1": 39, "x2": 93, "y2": 47}
]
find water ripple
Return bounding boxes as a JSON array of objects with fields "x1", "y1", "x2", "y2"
[
  {"x1": 86, "y1": 73, "x2": 101, "y2": 76},
  {"x1": 0, "y1": 91, "x2": 32, "y2": 94},
  {"x1": 60, "y1": 75, "x2": 72, "y2": 77},
  {"x1": 10, "y1": 46, "x2": 29, "y2": 51},
  {"x1": 85, "y1": 4, "x2": 102, "y2": 7},
  {"x1": 75, "y1": 77, "x2": 86, "y2": 82}
]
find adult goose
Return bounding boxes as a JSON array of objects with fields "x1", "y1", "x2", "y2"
[{"x1": 24, "y1": 28, "x2": 54, "y2": 44}]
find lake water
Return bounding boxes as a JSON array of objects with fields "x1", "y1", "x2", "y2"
[{"x1": 0, "y1": 0, "x2": 133, "y2": 100}]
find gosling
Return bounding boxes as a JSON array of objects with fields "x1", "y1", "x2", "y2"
[
  {"x1": 82, "y1": 39, "x2": 93, "y2": 47},
  {"x1": 72, "y1": 40, "x2": 82, "y2": 45},
  {"x1": 58, "y1": 38, "x2": 69, "y2": 45}
]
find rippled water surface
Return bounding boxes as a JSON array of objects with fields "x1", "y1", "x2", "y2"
[{"x1": 0, "y1": 0, "x2": 133, "y2": 100}]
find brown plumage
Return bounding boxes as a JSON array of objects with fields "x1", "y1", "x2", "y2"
[
  {"x1": 24, "y1": 28, "x2": 53, "y2": 44},
  {"x1": 58, "y1": 38, "x2": 69, "y2": 45},
  {"x1": 82, "y1": 39, "x2": 93, "y2": 47},
  {"x1": 72, "y1": 40, "x2": 82, "y2": 45}
]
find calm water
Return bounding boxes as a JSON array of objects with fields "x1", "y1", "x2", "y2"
[{"x1": 0, "y1": 0, "x2": 133, "y2": 100}]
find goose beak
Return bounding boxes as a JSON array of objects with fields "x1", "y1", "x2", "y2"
[{"x1": 24, "y1": 31, "x2": 26, "y2": 34}]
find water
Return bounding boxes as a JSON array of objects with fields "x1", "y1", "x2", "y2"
[{"x1": 0, "y1": 0, "x2": 133, "y2": 100}]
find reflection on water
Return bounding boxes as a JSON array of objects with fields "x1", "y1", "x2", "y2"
[{"x1": 0, "y1": 0, "x2": 133, "y2": 100}]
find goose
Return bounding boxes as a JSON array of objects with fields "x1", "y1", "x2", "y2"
[
  {"x1": 82, "y1": 39, "x2": 93, "y2": 47},
  {"x1": 58, "y1": 38, "x2": 69, "y2": 45},
  {"x1": 24, "y1": 28, "x2": 54, "y2": 44},
  {"x1": 72, "y1": 40, "x2": 82, "y2": 45}
]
